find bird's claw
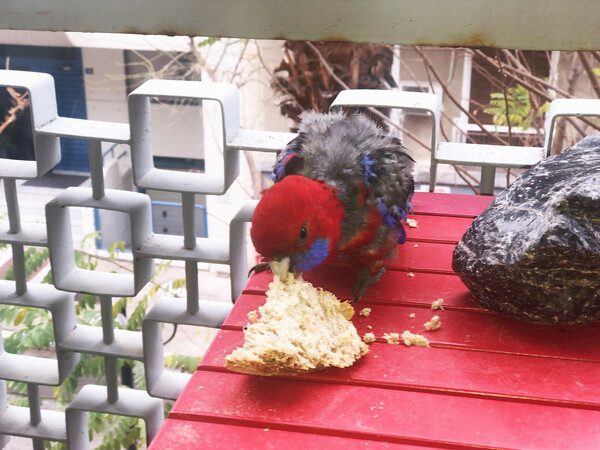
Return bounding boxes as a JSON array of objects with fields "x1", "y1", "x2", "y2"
[
  {"x1": 350, "y1": 266, "x2": 386, "y2": 304},
  {"x1": 248, "y1": 262, "x2": 271, "y2": 278}
]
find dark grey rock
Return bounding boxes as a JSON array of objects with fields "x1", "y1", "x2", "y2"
[{"x1": 452, "y1": 135, "x2": 600, "y2": 325}]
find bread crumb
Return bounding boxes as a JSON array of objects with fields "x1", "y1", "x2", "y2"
[
  {"x1": 363, "y1": 332, "x2": 376, "y2": 343},
  {"x1": 383, "y1": 332, "x2": 401, "y2": 344},
  {"x1": 359, "y1": 307, "x2": 371, "y2": 317},
  {"x1": 414, "y1": 244, "x2": 419, "y2": 248},
  {"x1": 367, "y1": 325, "x2": 373, "y2": 330},
  {"x1": 400, "y1": 330, "x2": 430, "y2": 347},
  {"x1": 407, "y1": 272, "x2": 415, "y2": 278},
  {"x1": 409, "y1": 313, "x2": 416, "y2": 319},
  {"x1": 424, "y1": 315, "x2": 442, "y2": 331},
  {"x1": 431, "y1": 298, "x2": 444, "y2": 311},
  {"x1": 407, "y1": 218, "x2": 418, "y2": 228},
  {"x1": 247, "y1": 310, "x2": 259, "y2": 323}
]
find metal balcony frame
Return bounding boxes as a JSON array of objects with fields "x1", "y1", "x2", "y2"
[{"x1": 1, "y1": 1, "x2": 600, "y2": 448}]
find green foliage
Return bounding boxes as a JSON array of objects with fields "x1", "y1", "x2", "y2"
[
  {"x1": 3, "y1": 247, "x2": 49, "y2": 281},
  {"x1": 484, "y1": 84, "x2": 549, "y2": 131},
  {"x1": 1, "y1": 240, "x2": 194, "y2": 449},
  {"x1": 197, "y1": 36, "x2": 221, "y2": 48},
  {"x1": 3, "y1": 319, "x2": 54, "y2": 353},
  {"x1": 131, "y1": 360, "x2": 146, "y2": 391},
  {"x1": 165, "y1": 354, "x2": 201, "y2": 373},
  {"x1": 126, "y1": 296, "x2": 147, "y2": 331},
  {"x1": 87, "y1": 413, "x2": 146, "y2": 450}
]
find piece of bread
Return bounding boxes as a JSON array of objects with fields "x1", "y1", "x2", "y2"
[{"x1": 225, "y1": 274, "x2": 369, "y2": 376}]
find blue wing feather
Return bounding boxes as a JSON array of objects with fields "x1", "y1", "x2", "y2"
[
  {"x1": 272, "y1": 134, "x2": 306, "y2": 182},
  {"x1": 361, "y1": 152, "x2": 411, "y2": 244}
]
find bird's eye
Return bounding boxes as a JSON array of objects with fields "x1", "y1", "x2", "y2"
[{"x1": 299, "y1": 224, "x2": 308, "y2": 242}]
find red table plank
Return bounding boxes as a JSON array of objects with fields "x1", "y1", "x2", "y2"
[
  {"x1": 170, "y1": 370, "x2": 600, "y2": 449},
  {"x1": 388, "y1": 241, "x2": 454, "y2": 273},
  {"x1": 200, "y1": 330, "x2": 600, "y2": 410},
  {"x1": 244, "y1": 268, "x2": 482, "y2": 309},
  {"x1": 411, "y1": 192, "x2": 493, "y2": 217},
  {"x1": 151, "y1": 418, "x2": 434, "y2": 449},
  {"x1": 404, "y1": 214, "x2": 474, "y2": 244},
  {"x1": 152, "y1": 192, "x2": 600, "y2": 450},
  {"x1": 225, "y1": 295, "x2": 600, "y2": 362}
]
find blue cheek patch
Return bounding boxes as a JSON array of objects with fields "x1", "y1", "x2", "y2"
[{"x1": 291, "y1": 239, "x2": 330, "y2": 272}]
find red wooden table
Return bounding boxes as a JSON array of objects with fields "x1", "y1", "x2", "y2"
[{"x1": 150, "y1": 192, "x2": 600, "y2": 449}]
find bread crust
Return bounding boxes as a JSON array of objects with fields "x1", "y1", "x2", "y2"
[{"x1": 226, "y1": 275, "x2": 369, "y2": 376}]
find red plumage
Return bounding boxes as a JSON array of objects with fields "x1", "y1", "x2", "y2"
[
  {"x1": 250, "y1": 111, "x2": 414, "y2": 301},
  {"x1": 251, "y1": 175, "x2": 344, "y2": 263}
]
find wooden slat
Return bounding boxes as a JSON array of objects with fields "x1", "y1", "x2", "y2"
[
  {"x1": 243, "y1": 268, "x2": 480, "y2": 309},
  {"x1": 411, "y1": 192, "x2": 493, "y2": 218},
  {"x1": 154, "y1": 192, "x2": 600, "y2": 449},
  {"x1": 151, "y1": 418, "x2": 432, "y2": 449},
  {"x1": 389, "y1": 241, "x2": 455, "y2": 273},
  {"x1": 170, "y1": 371, "x2": 600, "y2": 449},
  {"x1": 404, "y1": 214, "x2": 473, "y2": 244},
  {"x1": 225, "y1": 295, "x2": 600, "y2": 362},
  {"x1": 200, "y1": 329, "x2": 600, "y2": 410}
]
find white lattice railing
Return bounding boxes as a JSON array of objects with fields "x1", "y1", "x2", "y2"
[{"x1": 0, "y1": 66, "x2": 598, "y2": 448}]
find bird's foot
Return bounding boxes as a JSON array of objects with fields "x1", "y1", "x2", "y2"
[
  {"x1": 248, "y1": 262, "x2": 271, "y2": 278},
  {"x1": 350, "y1": 266, "x2": 386, "y2": 304}
]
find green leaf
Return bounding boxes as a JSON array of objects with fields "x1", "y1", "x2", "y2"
[
  {"x1": 126, "y1": 296, "x2": 147, "y2": 331},
  {"x1": 78, "y1": 294, "x2": 97, "y2": 311},
  {"x1": 131, "y1": 360, "x2": 146, "y2": 390},
  {"x1": 197, "y1": 36, "x2": 221, "y2": 48},
  {"x1": 483, "y1": 84, "x2": 534, "y2": 131},
  {"x1": 112, "y1": 297, "x2": 128, "y2": 320},
  {"x1": 7, "y1": 381, "x2": 28, "y2": 395},
  {"x1": 13, "y1": 309, "x2": 26, "y2": 326},
  {"x1": 0, "y1": 305, "x2": 21, "y2": 325},
  {"x1": 108, "y1": 241, "x2": 125, "y2": 259},
  {"x1": 4, "y1": 320, "x2": 54, "y2": 353},
  {"x1": 164, "y1": 354, "x2": 201, "y2": 373}
]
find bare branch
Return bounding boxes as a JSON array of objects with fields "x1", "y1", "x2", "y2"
[
  {"x1": 304, "y1": 41, "x2": 432, "y2": 152},
  {"x1": 413, "y1": 46, "x2": 510, "y2": 146},
  {"x1": 0, "y1": 88, "x2": 29, "y2": 135},
  {"x1": 578, "y1": 52, "x2": 600, "y2": 98},
  {"x1": 495, "y1": 49, "x2": 513, "y2": 145}
]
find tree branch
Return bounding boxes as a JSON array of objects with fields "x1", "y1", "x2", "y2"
[
  {"x1": 413, "y1": 46, "x2": 510, "y2": 146},
  {"x1": 578, "y1": 51, "x2": 600, "y2": 98},
  {"x1": 305, "y1": 41, "x2": 432, "y2": 152}
]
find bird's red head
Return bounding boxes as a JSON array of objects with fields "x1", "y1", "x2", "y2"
[{"x1": 251, "y1": 175, "x2": 344, "y2": 267}]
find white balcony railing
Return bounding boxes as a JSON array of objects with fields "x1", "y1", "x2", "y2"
[
  {"x1": 1, "y1": 3, "x2": 600, "y2": 446},
  {"x1": 0, "y1": 66, "x2": 598, "y2": 448}
]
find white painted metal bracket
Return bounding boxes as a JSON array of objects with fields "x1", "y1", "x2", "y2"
[
  {"x1": 0, "y1": 70, "x2": 61, "y2": 179},
  {"x1": 128, "y1": 80, "x2": 241, "y2": 195},
  {"x1": 544, "y1": 98, "x2": 600, "y2": 155}
]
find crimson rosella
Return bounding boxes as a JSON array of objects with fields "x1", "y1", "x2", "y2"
[{"x1": 250, "y1": 110, "x2": 415, "y2": 302}]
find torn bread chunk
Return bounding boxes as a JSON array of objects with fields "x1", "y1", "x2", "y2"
[
  {"x1": 383, "y1": 333, "x2": 401, "y2": 344},
  {"x1": 401, "y1": 330, "x2": 430, "y2": 347},
  {"x1": 363, "y1": 332, "x2": 376, "y2": 343},
  {"x1": 407, "y1": 218, "x2": 418, "y2": 228},
  {"x1": 424, "y1": 315, "x2": 442, "y2": 331},
  {"x1": 431, "y1": 298, "x2": 444, "y2": 310},
  {"x1": 226, "y1": 274, "x2": 369, "y2": 376}
]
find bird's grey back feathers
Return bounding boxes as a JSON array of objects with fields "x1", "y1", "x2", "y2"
[{"x1": 274, "y1": 110, "x2": 415, "y2": 225}]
